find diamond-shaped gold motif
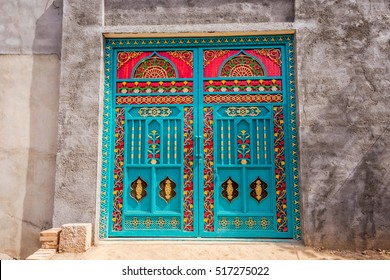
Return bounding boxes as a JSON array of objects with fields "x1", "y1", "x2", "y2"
[
  {"x1": 232, "y1": 217, "x2": 243, "y2": 229},
  {"x1": 169, "y1": 217, "x2": 179, "y2": 228},
  {"x1": 130, "y1": 217, "x2": 140, "y2": 228},
  {"x1": 218, "y1": 217, "x2": 230, "y2": 229},
  {"x1": 143, "y1": 217, "x2": 153, "y2": 228},
  {"x1": 245, "y1": 217, "x2": 256, "y2": 229},
  {"x1": 156, "y1": 217, "x2": 166, "y2": 228},
  {"x1": 259, "y1": 217, "x2": 270, "y2": 229}
]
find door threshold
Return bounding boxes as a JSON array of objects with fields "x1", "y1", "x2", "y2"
[{"x1": 98, "y1": 238, "x2": 303, "y2": 245}]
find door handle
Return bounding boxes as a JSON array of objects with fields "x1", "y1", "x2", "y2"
[{"x1": 195, "y1": 135, "x2": 203, "y2": 162}]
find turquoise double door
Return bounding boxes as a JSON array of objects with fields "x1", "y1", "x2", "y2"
[{"x1": 108, "y1": 38, "x2": 297, "y2": 239}]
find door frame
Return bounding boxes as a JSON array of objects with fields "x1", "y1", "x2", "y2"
[{"x1": 99, "y1": 31, "x2": 301, "y2": 240}]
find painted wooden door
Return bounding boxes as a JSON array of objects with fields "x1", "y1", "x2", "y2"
[{"x1": 101, "y1": 35, "x2": 300, "y2": 240}]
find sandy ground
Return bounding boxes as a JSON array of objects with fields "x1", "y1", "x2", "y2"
[{"x1": 50, "y1": 241, "x2": 390, "y2": 260}]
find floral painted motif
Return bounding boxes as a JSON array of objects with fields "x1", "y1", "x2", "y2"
[
  {"x1": 112, "y1": 108, "x2": 125, "y2": 231},
  {"x1": 133, "y1": 55, "x2": 177, "y2": 78},
  {"x1": 147, "y1": 130, "x2": 160, "y2": 164},
  {"x1": 203, "y1": 94, "x2": 282, "y2": 104},
  {"x1": 183, "y1": 107, "x2": 194, "y2": 231},
  {"x1": 203, "y1": 50, "x2": 230, "y2": 67},
  {"x1": 166, "y1": 50, "x2": 194, "y2": 68},
  {"x1": 117, "y1": 51, "x2": 143, "y2": 69},
  {"x1": 254, "y1": 49, "x2": 281, "y2": 66},
  {"x1": 237, "y1": 130, "x2": 250, "y2": 165},
  {"x1": 204, "y1": 79, "x2": 281, "y2": 93},
  {"x1": 220, "y1": 52, "x2": 264, "y2": 77},
  {"x1": 203, "y1": 107, "x2": 215, "y2": 232},
  {"x1": 118, "y1": 81, "x2": 193, "y2": 94},
  {"x1": 274, "y1": 106, "x2": 288, "y2": 232},
  {"x1": 117, "y1": 95, "x2": 194, "y2": 105}
]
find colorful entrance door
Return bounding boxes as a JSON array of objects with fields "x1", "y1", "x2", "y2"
[{"x1": 100, "y1": 34, "x2": 300, "y2": 240}]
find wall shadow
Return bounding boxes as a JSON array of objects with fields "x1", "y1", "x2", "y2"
[{"x1": 20, "y1": 0, "x2": 63, "y2": 259}]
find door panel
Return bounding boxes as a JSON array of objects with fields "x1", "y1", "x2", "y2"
[
  {"x1": 105, "y1": 38, "x2": 298, "y2": 239},
  {"x1": 199, "y1": 48, "x2": 291, "y2": 237}
]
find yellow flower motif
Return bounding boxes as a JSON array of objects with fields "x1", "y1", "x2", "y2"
[
  {"x1": 134, "y1": 81, "x2": 139, "y2": 86},
  {"x1": 259, "y1": 79, "x2": 264, "y2": 84},
  {"x1": 171, "y1": 81, "x2": 176, "y2": 85},
  {"x1": 209, "y1": 80, "x2": 213, "y2": 85},
  {"x1": 234, "y1": 80, "x2": 238, "y2": 84},
  {"x1": 122, "y1": 81, "x2": 127, "y2": 86},
  {"x1": 159, "y1": 81, "x2": 163, "y2": 85},
  {"x1": 272, "y1": 79, "x2": 276, "y2": 83},
  {"x1": 221, "y1": 80, "x2": 226, "y2": 84},
  {"x1": 246, "y1": 79, "x2": 251, "y2": 84},
  {"x1": 183, "y1": 81, "x2": 188, "y2": 85},
  {"x1": 147, "y1": 81, "x2": 151, "y2": 86}
]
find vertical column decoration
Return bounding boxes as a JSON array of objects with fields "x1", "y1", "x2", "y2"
[
  {"x1": 203, "y1": 107, "x2": 215, "y2": 232},
  {"x1": 112, "y1": 108, "x2": 125, "y2": 231},
  {"x1": 274, "y1": 106, "x2": 287, "y2": 232},
  {"x1": 183, "y1": 107, "x2": 194, "y2": 231}
]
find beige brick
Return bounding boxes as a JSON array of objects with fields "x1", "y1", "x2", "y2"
[
  {"x1": 41, "y1": 244, "x2": 59, "y2": 249},
  {"x1": 40, "y1": 236, "x2": 59, "y2": 242},
  {"x1": 41, "y1": 240, "x2": 59, "y2": 246},
  {"x1": 59, "y1": 223, "x2": 92, "y2": 253},
  {"x1": 26, "y1": 249, "x2": 57, "y2": 260},
  {"x1": 40, "y1": 228, "x2": 62, "y2": 237}
]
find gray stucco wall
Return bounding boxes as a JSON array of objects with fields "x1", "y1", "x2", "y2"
[
  {"x1": 105, "y1": 0, "x2": 295, "y2": 26},
  {"x1": 52, "y1": 0, "x2": 103, "y2": 230},
  {"x1": 0, "y1": 0, "x2": 62, "y2": 54},
  {"x1": 296, "y1": 0, "x2": 390, "y2": 250},
  {"x1": 0, "y1": 0, "x2": 62, "y2": 259},
  {"x1": 42, "y1": 0, "x2": 390, "y2": 251}
]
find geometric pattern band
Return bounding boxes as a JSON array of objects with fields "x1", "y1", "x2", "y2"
[
  {"x1": 204, "y1": 94, "x2": 282, "y2": 104},
  {"x1": 116, "y1": 95, "x2": 193, "y2": 105}
]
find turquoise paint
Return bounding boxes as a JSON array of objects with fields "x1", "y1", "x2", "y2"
[{"x1": 100, "y1": 34, "x2": 300, "y2": 240}]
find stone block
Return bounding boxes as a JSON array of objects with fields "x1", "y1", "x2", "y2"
[{"x1": 59, "y1": 223, "x2": 92, "y2": 253}]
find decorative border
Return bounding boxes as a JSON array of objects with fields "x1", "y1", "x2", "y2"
[
  {"x1": 183, "y1": 107, "x2": 194, "y2": 231},
  {"x1": 116, "y1": 95, "x2": 193, "y2": 105},
  {"x1": 204, "y1": 79, "x2": 281, "y2": 93},
  {"x1": 106, "y1": 36, "x2": 293, "y2": 48},
  {"x1": 218, "y1": 216, "x2": 274, "y2": 230},
  {"x1": 204, "y1": 94, "x2": 282, "y2": 104},
  {"x1": 167, "y1": 50, "x2": 194, "y2": 68},
  {"x1": 274, "y1": 106, "x2": 287, "y2": 232},
  {"x1": 203, "y1": 107, "x2": 215, "y2": 232},
  {"x1": 100, "y1": 42, "x2": 114, "y2": 238},
  {"x1": 285, "y1": 37, "x2": 301, "y2": 240},
  {"x1": 100, "y1": 34, "x2": 300, "y2": 240},
  {"x1": 112, "y1": 108, "x2": 125, "y2": 231},
  {"x1": 124, "y1": 216, "x2": 181, "y2": 230}
]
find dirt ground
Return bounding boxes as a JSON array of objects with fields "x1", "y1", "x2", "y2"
[{"x1": 49, "y1": 241, "x2": 390, "y2": 260}]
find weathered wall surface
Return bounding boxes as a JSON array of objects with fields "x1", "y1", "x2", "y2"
[
  {"x1": 296, "y1": 0, "x2": 390, "y2": 249},
  {"x1": 52, "y1": 0, "x2": 103, "y2": 231},
  {"x1": 105, "y1": 0, "x2": 295, "y2": 26},
  {"x1": 0, "y1": 0, "x2": 62, "y2": 54},
  {"x1": 0, "y1": 55, "x2": 60, "y2": 259},
  {"x1": 0, "y1": 0, "x2": 62, "y2": 259}
]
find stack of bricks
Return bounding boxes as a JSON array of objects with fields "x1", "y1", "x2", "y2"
[
  {"x1": 26, "y1": 228, "x2": 62, "y2": 260},
  {"x1": 39, "y1": 228, "x2": 62, "y2": 250}
]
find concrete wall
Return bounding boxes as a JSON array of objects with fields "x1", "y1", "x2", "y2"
[
  {"x1": 0, "y1": 0, "x2": 62, "y2": 259},
  {"x1": 296, "y1": 0, "x2": 390, "y2": 250},
  {"x1": 0, "y1": 0, "x2": 62, "y2": 54},
  {"x1": 52, "y1": 0, "x2": 103, "y2": 231},
  {"x1": 105, "y1": 0, "x2": 295, "y2": 26}
]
